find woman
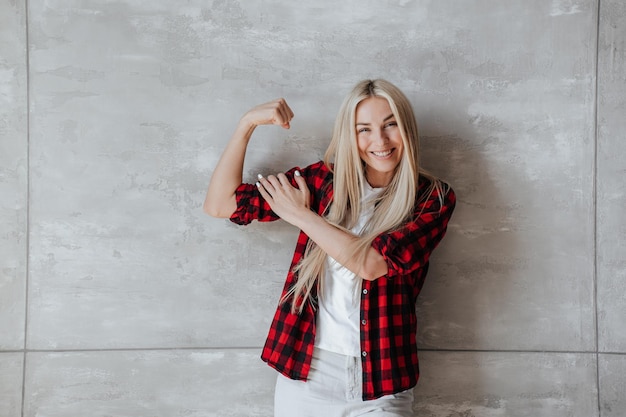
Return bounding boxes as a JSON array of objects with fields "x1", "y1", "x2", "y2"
[{"x1": 204, "y1": 79, "x2": 456, "y2": 416}]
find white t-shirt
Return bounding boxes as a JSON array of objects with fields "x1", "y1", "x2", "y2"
[{"x1": 314, "y1": 182, "x2": 384, "y2": 357}]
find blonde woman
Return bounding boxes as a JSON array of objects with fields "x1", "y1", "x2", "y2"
[{"x1": 204, "y1": 79, "x2": 456, "y2": 417}]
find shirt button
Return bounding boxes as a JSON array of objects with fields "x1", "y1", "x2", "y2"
[
  {"x1": 361, "y1": 319, "x2": 367, "y2": 326},
  {"x1": 362, "y1": 289, "x2": 368, "y2": 295},
  {"x1": 362, "y1": 351, "x2": 367, "y2": 357}
]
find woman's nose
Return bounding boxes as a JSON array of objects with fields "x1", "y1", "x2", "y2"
[{"x1": 373, "y1": 128, "x2": 389, "y2": 144}]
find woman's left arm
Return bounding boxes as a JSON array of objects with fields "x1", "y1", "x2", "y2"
[
  {"x1": 370, "y1": 185, "x2": 456, "y2": 278},
  {"x1": 256, "y1": 172, "x2": 388, "y2": 280}
]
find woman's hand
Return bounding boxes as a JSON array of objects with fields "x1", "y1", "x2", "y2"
[
  {"x1": 241, "y1": 98, "x2": 294, "y2": 129},
  {"x1": 256, "y1": 171, "x2": 310, "y2": 226}
]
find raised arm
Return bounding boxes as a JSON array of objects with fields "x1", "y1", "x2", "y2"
[{"x1": 203, "y1": 99, "x2": 294, "y2": 218}]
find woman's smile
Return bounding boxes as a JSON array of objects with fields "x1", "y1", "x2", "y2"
[{"x1": 370, "y1": 149, "x2": 395, "y2": 158}]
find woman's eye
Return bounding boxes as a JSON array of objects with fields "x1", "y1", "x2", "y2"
[
  {"x1": 357, "y1": 127, "x2": 370, "y2": 133},
  {"x1": 385, "y1": 122, "x2": 398, "y2": 128}
]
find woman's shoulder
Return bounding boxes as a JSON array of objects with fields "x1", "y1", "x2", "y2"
[
  {"x1": 301, "y1": 160, "x2": 333, "y2": 179},
  {"x1": 305, "y1": 160, "x2": 330, "y2": 171},
  {"x1": 299, "y1": 160, "x2": 334, "y2": 206},
  {"x1": 418, "y1": 174, "x2": 452, "y2": 191},
  {"x1": 416, "y1": 174, "x2": 456, "y2": 208}
]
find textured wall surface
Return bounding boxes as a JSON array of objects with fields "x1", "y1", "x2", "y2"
[
  {"x1": 0, "y1": 0, "x2": 27, "y2": 351},
  {"x1": 597, "y1": 1, "x2": 626, "y2": 414},
  {"x1": 598, "y1": 0, "x2": 626, "y2": 353},
  {"x1": 1, "y1": 0, "x2": 625, "y2": 416}
]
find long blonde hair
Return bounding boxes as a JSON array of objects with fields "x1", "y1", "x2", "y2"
[{"x1": 283, "y1": 79, "x2": 442, "y2": 314}]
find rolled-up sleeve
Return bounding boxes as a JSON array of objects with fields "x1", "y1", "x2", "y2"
[
  {"x1": 229, "y1": 165, "x2": 315, "y2": 225},
  {"x1": 371, "y1": 184, "x2": 456, "y2": 278},
  {"x1": 229, "y1": 183, "x2": 279, "y2": 225}
]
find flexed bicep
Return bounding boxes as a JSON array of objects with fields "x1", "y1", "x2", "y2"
[{"x1": 203, "y1": 99, "x2": 295, "y2": 218}]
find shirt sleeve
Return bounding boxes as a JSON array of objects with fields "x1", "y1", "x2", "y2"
[
  {"x1": 229, "y1": 165, "x2": 314, "y2": 226},
  {"x1": 371, "y1": 183, "x2": 456, "y2": 278},
  {"x1": 229, "y1": 182, "x2": 276, "y2": 225},
  {"x1": 229, "y1": 161, "x2": 332, "y2": 226}
]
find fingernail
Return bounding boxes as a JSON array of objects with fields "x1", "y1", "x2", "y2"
[
  {"x1": 256, "y1": 181, "x2": 261, "y2": 187},
  {"x1": 257, "y1": 174, "x2": 263, "y2": 180},
  {"x1": 294, "y1": 170, "x2": 301, "y2": 177}
]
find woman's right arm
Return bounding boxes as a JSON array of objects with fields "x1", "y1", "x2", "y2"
[{"x1": 203, "y1": 99, "x2": 294, "y2": 218}]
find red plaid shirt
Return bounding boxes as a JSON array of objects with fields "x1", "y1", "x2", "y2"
[{"x1": 230, "y1": 160, "x2": 456, "y2": 400}]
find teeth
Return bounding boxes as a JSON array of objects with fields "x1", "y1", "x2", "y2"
[{"x1": 372, "y1": 150, "x2": 392, "y2": 157}]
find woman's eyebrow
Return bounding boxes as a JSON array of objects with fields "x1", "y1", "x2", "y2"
[{"x1": 356, "y1": 114, "x2": 395, "y2": 126}]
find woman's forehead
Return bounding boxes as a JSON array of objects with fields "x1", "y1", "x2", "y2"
[{"x1": 355, "y1": 97, "x2": 393, "y2": 120}]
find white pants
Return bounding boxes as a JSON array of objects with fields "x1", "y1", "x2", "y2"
[{"x1": 274, "y1": 348, "x2": 414, "y2": 417}]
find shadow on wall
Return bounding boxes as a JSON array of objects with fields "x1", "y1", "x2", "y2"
[{"x1": 415, "y1": 117, "x2": 522, "y2": 406}]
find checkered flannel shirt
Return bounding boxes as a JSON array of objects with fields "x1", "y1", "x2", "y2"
[{"x1": 230, "y1": 160, "x2": 456, "y2": 400}]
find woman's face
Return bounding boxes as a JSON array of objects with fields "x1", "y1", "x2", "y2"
[{"x1": 355, "y1": 96, "x2": 404, "y2": 187}]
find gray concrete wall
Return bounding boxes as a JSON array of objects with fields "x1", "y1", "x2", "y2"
[{"x1": 1, "y1": 0, "x2": 624, "y2": 416}]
